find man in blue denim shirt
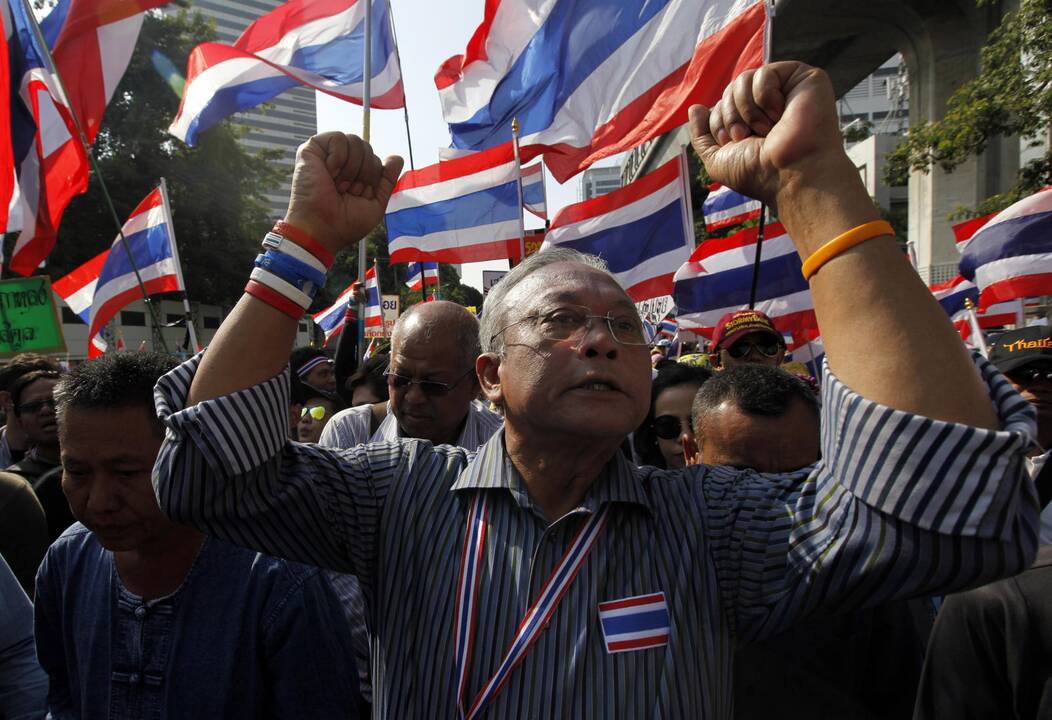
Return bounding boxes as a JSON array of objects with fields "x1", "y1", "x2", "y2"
[{"x1": 34, "y1": 353, "x2": 361, "y2": 719}]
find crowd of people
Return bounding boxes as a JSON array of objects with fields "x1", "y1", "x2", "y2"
[{"x1": 0, "y1": 61, "x2": 1049, "y2": 719}]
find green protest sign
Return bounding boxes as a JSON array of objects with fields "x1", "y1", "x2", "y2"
[{"x1": 0, "y1": 276, "x2": 67, "y2": 357}]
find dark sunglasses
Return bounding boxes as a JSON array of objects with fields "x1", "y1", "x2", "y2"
[
  {"x1": 726, "y1": 339, "x2": 783, "y2": 359},
  {"x1": 17, "y1": 398, "x2": 55, "y2": 414},
  {"x1": 653, "y1": 415, "x2": 689, "y2": 440},
  {"x1": 1009, "y1": 366, "x2": 1052, "y2": 384},
  {"x1": 300, "y1": 405, "x2": 328, "y2": 421},
  {"x1": 384, "y1": 368, "x2": 474, "y2": 396}
]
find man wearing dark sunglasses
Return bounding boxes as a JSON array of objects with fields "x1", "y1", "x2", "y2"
[
  {"x1": 708, "y1": 309, "x2": 786, "y2": 370},
  {"x1": 321, "y1": 301, "x2": 501, "y2": 450}
]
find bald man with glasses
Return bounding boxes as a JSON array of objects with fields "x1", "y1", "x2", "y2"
[{"x1": 321, "y1": 300, "x2": 502, "y2": 451}]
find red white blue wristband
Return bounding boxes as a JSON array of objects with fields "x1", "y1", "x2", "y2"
[
  {"x1": 261, "y1": 232, "x2": 328, "y2": 276},
  {"x1": 254, "y1": 251, "x2": 326, "y2": 297},
  {"x1": 272, "y1": 221, "x2": 334, "y2": 268},
  {"x1": 244, "y1": 280, "x2": 304, "y2": 320},
  {"x1": 249, "y1": 267, "x2": 313, "y2": 309}
]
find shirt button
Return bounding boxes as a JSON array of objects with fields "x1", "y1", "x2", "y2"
[
  {"x1": 134, "y1": 606, "x2": 146, "y2": 619},
  {"x1": 129, "y1": 673, "x2": 140, "y2": 684}
]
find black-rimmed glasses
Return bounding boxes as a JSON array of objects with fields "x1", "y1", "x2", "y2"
[
  {"x1": 491, "y1": 305, "x2": 653, "y2": 347},
  {"x1": 384, "y1": 368, "x2": 475, "y2": 396}
]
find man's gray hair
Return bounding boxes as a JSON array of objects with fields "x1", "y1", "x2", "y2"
[{"x1": 479, "y1": 247, "x2": 610, "y2": 354}]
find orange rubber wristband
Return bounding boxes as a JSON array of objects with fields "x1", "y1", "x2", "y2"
[{"x1": 800, "y1": 220, "x2": 895, "y2": 281}]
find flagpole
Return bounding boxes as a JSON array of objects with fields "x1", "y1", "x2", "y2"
[
  {"x1": 511, "y1": 117, "x2": 526, "y2": 261},
  {"x1": 16, "y1": 0, "x2": 169, "y2": 353},
  {"x1": 748, "y1": 204, "x2": 768, "y2": 309},
  {"x1": 356, "y1": 0, "x2": 373, "y2": 362},
  {"x1": 385, "y1": 0, "x2": 415, "y2": 171},
  {"x1": 964, "y1": 297, "x2": 989, "y2": 358},
  {"x1": 158, "y1": 178, "x2": 198, "y2": 352}
]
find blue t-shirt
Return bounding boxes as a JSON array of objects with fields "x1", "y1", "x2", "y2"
[{"x1": 34, "y1": 524, "x2": 360, "y2": 719}]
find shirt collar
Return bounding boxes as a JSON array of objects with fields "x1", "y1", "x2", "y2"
[{"x1": 451, "y1": 429, "x2": 652, "y2": 516}]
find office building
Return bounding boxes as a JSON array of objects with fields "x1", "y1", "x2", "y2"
[{"x1": 579, "y1": 166, "x2": 622, "y2": 201}]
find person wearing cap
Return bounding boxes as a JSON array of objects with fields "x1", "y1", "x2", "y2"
[
  {"x1": 290, "y1": 347, "x2": 337, "y2": 398},
  {"x1": 989, "y1": 325, "x2": 1052, "y2": 542},
  {"x1": 709, "y1": 309, "x2": 786, "y2": 370}
]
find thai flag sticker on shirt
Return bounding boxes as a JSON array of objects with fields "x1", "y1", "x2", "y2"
[{"x1": 598, "y1": 592, "x2": 670, "y2": 654}]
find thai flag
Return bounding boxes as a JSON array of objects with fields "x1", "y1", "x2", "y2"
[
  {"x1": 7, "y1": 0, "x2": 161, "y2": 276},
  {"x1": 672, "y1": 222, "x2": 819, "y2": 349},
  {"x1": 385, "y1": 142, "x2": 524, "y2": 263},
  {"x1": 405, "y1": 261, "x2": 438, "y2": 291},
  {"x1": 952, "y1": 212, "x2": 997, "y2": 247},
  {"x1": 170, "y1": 0, "x2": 404, "y2": 146},
  {"x1": 435, "y1": 0, "x2": 767, "y2": 182},
  {"x1": 311, "y1": 280, "x2": 359, "y2": 346},
  {"x1": 703, "y1": 183, "x2": 762, "y2": 231},
  {"x1": 929, "y1": 275, "x2": 979, "y2": 317},
  {"x1": 522, "y1": 161, "x2": 547, "y2": 219},
  {"x1": 541, "y1": 155, "x2": 694, "y2": 301},
  {"x1": 959, "y1": 186, "x2": 1052, "y2": 310},
  {"x1": 364, "y1": 266, "x2": 382, "y2": 329},
  {"x1": 0, "y1": 0, "x2": 14, "y2": 235},
  {"x1": 52, "y1": 248, "x2": 109, "y2": 355},
  {"x1": 597, "y1": 592, "x2": 670, "y2": 654},
  {"x1": 84, "y1": 188, "x2": 183, "y2": 357},
  {"x1": 658, "y1": 315, "x2": 678, "y2": 340}
]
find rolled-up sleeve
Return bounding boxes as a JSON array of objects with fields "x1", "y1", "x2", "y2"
[
  {"x1": 701, "y1": 354, "x2": 1039, "y2": 641},
  {"x1": 152, "y1": 354, "x2": 411, "y2": 581}
]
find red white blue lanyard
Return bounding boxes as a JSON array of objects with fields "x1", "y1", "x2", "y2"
[{"x1": 454, "y1": 492, "x2": 610, "y2": 720}]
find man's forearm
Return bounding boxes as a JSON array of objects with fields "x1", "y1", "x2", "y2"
[
  {"x1": 777, "y1": 158, "x2": 998, "y2": 429},
  {"x1": 188, "y1": 296, "x2": 298, "y2": 406}
]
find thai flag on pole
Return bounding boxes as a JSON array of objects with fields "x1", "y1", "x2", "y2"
[
  {"x1": 929, "y1": 275, "x2": 979, "y2": 317},
  {"x1": 0, "y1": 0, "x2": 14, "y2": 235},
  {"x1": 169, "y1": 0, "x2": 404, "y2": 146},
  {"x1": 7, "y1": 0, "x2": 87, "y2": 275},
  {"x1": 541, "y1": 154, "x2": 694, "y2": 301},
  {"x1": 959, "y1": 186, "x2": 1052, "y2": 310},
  {"x1": 311, "y1": 280, "x2": 359, "y2": 346},
  {"x1": 7, "y1": 0, "x2": 161, "y2": 275},
  {"x1": 522, "y1": 161, "x2": 546, "y2": 219},
  {"x1": 435, "y1": 0, "x2": 767, "y2": 182},
  {"x1": 597, "y1": 592, "x2": 670, "y2": 654},
  {"x1": 52, "y1": 248, "x2": 109, "y2": 355},
  {"x1": 405, "y1": 261, "x2": 438, "y2": 291},
  {"x1": 658, "y1": 315, "x2": 678, "y2": 340},
  {"x1": 386, "y1": 142, "x2": 524, "y2": 263},
  {"x1": 673, "y1": 222, "x2": 818, "y2": 349},
  {"x1": 364, "y1": 265, "x2": 382, "y2": 329},
  {"x1": 84, "y1": 188, "x2": 182, "y2": 358},
  {"x1": 703, "y1": 183, "x2": 761, "y2": 231}
]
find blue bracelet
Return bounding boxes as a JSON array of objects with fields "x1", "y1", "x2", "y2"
[{"x1": 254, "y1": 250, "x2": 327, "y2": 298}]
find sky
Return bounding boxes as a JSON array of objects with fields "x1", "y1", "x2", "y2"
[{"x1": 314, "y1": 0, "x2": 622, "y2": 292}]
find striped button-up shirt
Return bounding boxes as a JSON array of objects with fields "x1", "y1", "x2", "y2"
[
  {"x1": 154, "y1": 354, "x2": 1039, "y2": 719},
  {"x1": 319, "y1": 400, "x2": 503, "y2": 451}
]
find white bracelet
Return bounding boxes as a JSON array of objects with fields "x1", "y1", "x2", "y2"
[
  {"x1": 249, "y1": 267, "x2": 313, "y2": 309},
  {"x1": 262, "y1": 232, "x2": 328, "y2": 276}
]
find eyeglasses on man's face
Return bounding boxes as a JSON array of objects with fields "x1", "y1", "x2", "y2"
[
  {"x1": 18, "y1": 398, "x2": 56, "y2": 415},
  {"x1": 725, "y1": 338, "x2": 784, "y2": 360},
  {"x1": 384, "y1": 368, "x2": 475, "y2": 396},
  {"x1": 491, "y1": 305, "x2": 653, "y2": 347}
]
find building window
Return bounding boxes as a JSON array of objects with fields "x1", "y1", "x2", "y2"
[
  {"x1": 167, "y1": 314, "x2": 183, "y2": 324},
  {"x1": 121, "y1": 311, "x2": 146, "y2": 327},
  {"x1": 299, "y1": 323, "x2": 308, "y2": 332},
  {"x1": 203, "y1": 316, "x2": 221, "y2": 330},
  {"x1": 60, "y1": 307, "x2": 80, "y2": 324}
]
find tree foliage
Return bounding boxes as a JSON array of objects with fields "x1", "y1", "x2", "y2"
[
  {"x1": 40, "y1": 9, "x2": 282, "y2": 305},
  {"x1": 884, "y1": 0, "x2": 1052, "y2": 217}
]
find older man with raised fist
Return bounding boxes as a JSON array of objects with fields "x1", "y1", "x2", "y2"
[{"x1": 152, "y1": 63, "x2": 1038, "y2": 719}]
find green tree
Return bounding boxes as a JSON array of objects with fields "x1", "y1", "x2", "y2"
[
  {"x1": 40, "y1": 9, "x2": 282, "y2": 305},
  {"x1": 884, "y1": 0, "x2": 1052, "y2": 218}
]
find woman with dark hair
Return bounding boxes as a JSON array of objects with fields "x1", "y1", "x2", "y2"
[
  {"x1": 633, "y1": 362, "x2": 712, "y2": 469},
  {"x1": 345, "y1": 353, "x2": 389, "y2": 407}
]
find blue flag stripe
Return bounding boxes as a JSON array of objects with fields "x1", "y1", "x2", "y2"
[
  {"x1": 386, "y1": 183, "x2": 521, "y2": 240},
  {"x1": 959, "y1": 210, "x2": 1052, "y2": 278},
  {"x1": 96, "y1": 224, "x2": 173, "y2": 287},
  {"x1": 600, "y1": 608, "x2": 670, "y2": 636},
  {"x1": 675, "y1": 253, "x2": 808, "y2": 312}
]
